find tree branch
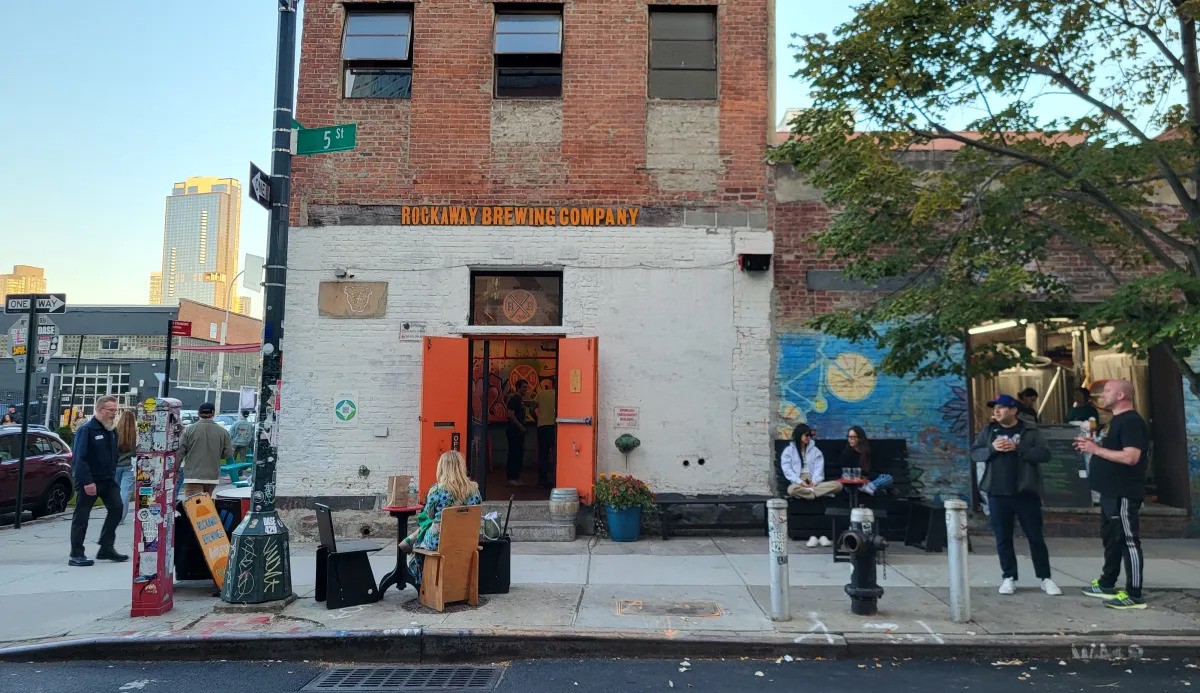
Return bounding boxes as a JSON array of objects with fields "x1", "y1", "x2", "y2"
[
  {"x1": 1050, "y1": 191, "x2": 1190, "y2": 271},
  {"x1": 1090, "y1": 0, "x2": 1187, "y2": 76},
  {"x1": 1027, "y1": 210, "x2": 1124, "y2": 285},
  {"x1": 1025, "y1": 60, "x2": 1200, "y2": 217}
]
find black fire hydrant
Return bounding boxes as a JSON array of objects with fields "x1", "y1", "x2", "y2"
[{"x1": 838, "y1": 507, "x2": 887, "y2": 615}]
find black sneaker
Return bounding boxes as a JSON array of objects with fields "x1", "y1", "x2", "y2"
[
  {"x1": 1103, "y1": 591, "x2": 1147, "y2": 610},
  {"x1": 95, "y1": 548, "x2": 129, "y2": 562},
  {"x1": 68, "y1": 555, "x2": 95, "y2": 567},
  {"x1": 1080, "y1": 579, "x2": 1118, "y2": 599}
]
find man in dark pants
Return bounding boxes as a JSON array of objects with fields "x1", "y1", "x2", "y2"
[
  {"x1": 505, "y1": 381, "x2": 531, "y2": 487},
  {"x1": 971, "y1": 394, "x2": 1061, "y2": 596},
  {"x1": 1074, "y1": 379, "x2": 1149, "y2": 610},
  {"x1": 533, "y1": 378, "x2": 557, "y2": 489},
  {"x1": 69, "y1": 395, "x2": 128, "y2": 566}
]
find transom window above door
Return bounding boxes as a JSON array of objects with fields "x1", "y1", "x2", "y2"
[{"x1": 470, "y1": 272, "x2": 563, "y2": 327}]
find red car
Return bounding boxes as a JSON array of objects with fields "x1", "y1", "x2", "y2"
[{"x1": 0, "y1": 425, "x2": 75, "y2": 519}]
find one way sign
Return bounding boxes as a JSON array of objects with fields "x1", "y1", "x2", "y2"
[
  {"x1": 5, "y1": 293, "x2": 66, "y2": 315},
  {"x1": 249, "y1": 162, "x2": 271, "y2": 211}
]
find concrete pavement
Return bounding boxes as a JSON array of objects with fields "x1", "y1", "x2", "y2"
[{"x1": 1, "y1": 508, "x2": 1199, "y2": 662}]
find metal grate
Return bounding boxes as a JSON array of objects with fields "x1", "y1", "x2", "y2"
[{"x1": 303, "y1": 666, "x2": 504, "y2": 691}]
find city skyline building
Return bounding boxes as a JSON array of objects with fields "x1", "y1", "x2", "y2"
[
  {"x1": 159, "y1": 176, "x2": 241, "y2": 309},
  {"x1": 1, "y1": 265, "x2": 48, "y2": 300},
  {"x1": 148, "y1": 271, "x2": 163, "y2": 305}
]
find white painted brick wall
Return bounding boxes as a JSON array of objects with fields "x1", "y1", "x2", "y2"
[{"x1": 279, "y1": 224, "x2": 774, "y2": 497}]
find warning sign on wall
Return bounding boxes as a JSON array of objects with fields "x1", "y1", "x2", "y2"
[{"x1": 614, "y1": 407, "x2": 639, "y2": 429}]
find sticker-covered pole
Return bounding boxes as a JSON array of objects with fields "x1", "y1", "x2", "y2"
[
  {"x1": 767, "y1": 498, "x2": 790, "y2": 621},
  {"x1": 221, "y1": 0, "x2": 297, "y2": 605}
]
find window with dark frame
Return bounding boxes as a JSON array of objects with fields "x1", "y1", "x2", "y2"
[
  {"x1": 648, "y1": 8, "x2": 718, "y2": 100},
  {"x1": 494, "y1": 8, "x2": 563, "y2": 98},
  {"x1": 342, "y1": 8, "x2": 413, "y2": 99},
  {"x1": 470, "y1": 272, "x2": 564, "y2": 327},
  {"x1": 99, "y1": 338, "x2": 120, "y2": 351}
]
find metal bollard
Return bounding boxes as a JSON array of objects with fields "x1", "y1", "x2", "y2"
[
  {"x1": 766, "y1": 498, "x2": 790, "y2": 621},
  {"x1": 944, "y1": 499, "x2": 971, "y2": 623}
]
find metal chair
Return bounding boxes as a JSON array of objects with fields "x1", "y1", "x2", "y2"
[{"x1": 314, "y1": 502, "x2": 384, "y2": 609}]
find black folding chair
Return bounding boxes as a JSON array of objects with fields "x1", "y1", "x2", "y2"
[{"x1": 314, "y1": 503, "x2": 384, "y2": 609}]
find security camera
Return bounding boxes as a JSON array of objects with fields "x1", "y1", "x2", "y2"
[{"x1": 333, "y1": 268, "x2": 348, "y2": 278}]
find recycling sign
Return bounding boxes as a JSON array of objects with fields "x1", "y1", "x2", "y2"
[{"x1": 334, "y1": 397, "x2": 357, "y2": 422}]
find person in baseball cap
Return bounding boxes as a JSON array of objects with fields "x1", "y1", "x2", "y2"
[
  {"x1": 987, "y1": 394, "x2": 1022, "y2": 409},
  {"x1": 178, "y1": 402, "x2": 232, "y2": 497}
]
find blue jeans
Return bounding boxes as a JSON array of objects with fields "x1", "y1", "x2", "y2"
[{"x1": 115, "y1": 466, "x2": 134, "y2": 524}]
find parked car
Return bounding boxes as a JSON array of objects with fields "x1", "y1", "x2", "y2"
[
  {"x1": 180, "y1": 410, "x2": 199, "y2": 425},
  {"x1": 0, "y1": 425, "x2": 74, "y2": 519},
  {"x1": 213, "y1": 412, "x2": 256, "y2": 432}
]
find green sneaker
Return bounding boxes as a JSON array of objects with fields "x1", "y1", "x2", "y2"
[
  {"x1": 1080, "y1": 579, "x2": 1118, "y2": 599},
  {"x1": 1103, "y1": 591, "x2": 1147, "y2": 610}
]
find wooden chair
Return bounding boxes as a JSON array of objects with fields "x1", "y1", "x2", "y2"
[
  {"x1": 416, "y1": 504, "x2": 482, "y2": 612},
  {"x1": 314, "y1": 503, "x2": 384, "y2": 609}
]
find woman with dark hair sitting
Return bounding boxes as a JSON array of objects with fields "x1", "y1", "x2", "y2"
[{"x1": 839, "y1": 426, "x2": 893, "y2": 496}]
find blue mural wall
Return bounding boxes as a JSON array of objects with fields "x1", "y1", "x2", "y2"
[
  {"x1": 1184, "y1": 355, "x2": 1200, "y2": 534},
  {"x1": 776, "y1": 331, "x2": 971, "y2": 501}
]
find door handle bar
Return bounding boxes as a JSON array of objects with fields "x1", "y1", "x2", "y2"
[{"x1": 556, "y1": 417, "x2": 593, "y2": 426}]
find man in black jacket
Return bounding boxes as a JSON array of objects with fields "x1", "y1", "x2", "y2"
[
  {"x1": 69, "y1": 395, "x2": 128, "y2": 567},
  {"x1": 970, "y1": 394, "x2": 1061, "y2": 597}
]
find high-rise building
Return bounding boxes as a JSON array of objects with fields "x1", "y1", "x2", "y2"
[
  {"x1": 149, "y1": 271, "x2": 163, "y2": 305},
  {"x1": 232, "y1": 295, "x2": 252, "y2": 317},
  {"x1": 160, "y1": 176, "x2": 241, "y2": 309},
  {"x1": 1, "y1": 265, "x2": 47, "y2": 300}
]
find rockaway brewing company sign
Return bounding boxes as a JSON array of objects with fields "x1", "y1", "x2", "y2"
[{"x1": 398, "y1": 205, "x2": 641, "y2": 227}]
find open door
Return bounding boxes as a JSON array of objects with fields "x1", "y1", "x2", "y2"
[
  {"x1": 420, "y1": 337, "x2": 469, "y2": 501},
  {"x1": 556, "y1": 336, "x2": 598, "y2": 504}
]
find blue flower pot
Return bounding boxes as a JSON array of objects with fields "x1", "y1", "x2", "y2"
[{"x1": 606, "y1": 505, "x2": 642, "y2": 542}]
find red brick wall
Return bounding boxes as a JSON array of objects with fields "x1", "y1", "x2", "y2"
[
  {"x1": 292, "y1": 0, "x2": 770, "y2": 222},
  {"x1": 773, "y1": 196, "x2": 1190, "y2": 327}
]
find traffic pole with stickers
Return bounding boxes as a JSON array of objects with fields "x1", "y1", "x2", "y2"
[{"x1": 130, "y1": 397, "x2": 182, "y2": 617}]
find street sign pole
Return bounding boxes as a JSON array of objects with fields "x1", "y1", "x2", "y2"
[
  {"x1": 164, "y1": 323, "x2": 174, "y2": 398},
  {"x1": 13, "y1": 298, "x2": 37, "y2": 530},
  {"x1": 222, "y1": 0, "x2": 296, "y2": 605}
]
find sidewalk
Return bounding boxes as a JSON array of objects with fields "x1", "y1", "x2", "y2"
[{"x1": 2, "y1": 509, "x2": 1199, "y2": 662}]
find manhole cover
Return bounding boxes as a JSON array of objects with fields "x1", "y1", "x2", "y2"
[
  {"x1": 616, "y1": 599, "x2": 722, "y2": 617},
  {"x1": 303, "y1": 666, "x2": 504, "y2": 691}
]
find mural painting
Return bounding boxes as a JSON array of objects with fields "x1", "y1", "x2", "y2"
[{"x1": 776, "y1": 332, "x2": 971, "y2": 501}]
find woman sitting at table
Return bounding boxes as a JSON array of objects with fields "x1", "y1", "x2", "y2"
[
  {"x1": 838, "y1": 426, "x2": 894, "y2": 496},
  {"x1": 399, "y1": 450, "x2": 483, "y2": 585}
]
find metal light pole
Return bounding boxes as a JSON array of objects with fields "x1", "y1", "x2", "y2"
[
  {"x1": 214, "y1": 269, "x2": 247, "y2": 413},
  {"x1": 221, "y1": 0, "x2": 298, "y2": 605}
]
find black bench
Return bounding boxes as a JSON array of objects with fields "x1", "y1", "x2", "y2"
[
  {"x1": 655, "y1": 493, "x2": 771, "y2": 539},
  {"x1": 773, "y1": 438, "x2": 921, "y2": 544}
]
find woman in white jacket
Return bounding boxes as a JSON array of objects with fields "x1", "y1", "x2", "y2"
[{"x1": 781, "y1": 423, "x2": 844, "y2": 546}]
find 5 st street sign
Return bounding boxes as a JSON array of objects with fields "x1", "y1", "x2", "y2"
[{"x1": 5, "y1": 293, "x2": 66, "y2": 315}]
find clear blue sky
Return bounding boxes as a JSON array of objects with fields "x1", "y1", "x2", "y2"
[{"x1": 0, "y1": 1, "x2": 859, "y2": 306}]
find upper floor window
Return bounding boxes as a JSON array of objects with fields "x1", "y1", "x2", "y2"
[
  {"x1": 648, "y1": 8, "x2": 717, "y2": 100},
  {"x1": 342, "y1": 9, "x2": 413, "y2": 99},
  {"x1": 99, "y1": 339, "x2": 120, "y2": 351},
  {"x1": 494, "y1": 9, "x2": 563, "y2": 98}
]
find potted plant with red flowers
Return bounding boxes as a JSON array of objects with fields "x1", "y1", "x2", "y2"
[{"x1": 593, "y1": 473, "x2": 654, "y2": 542}]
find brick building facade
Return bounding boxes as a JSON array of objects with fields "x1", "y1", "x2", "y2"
[{"x1": 284, "y1": 0, "x2": 776, "y2": 507}]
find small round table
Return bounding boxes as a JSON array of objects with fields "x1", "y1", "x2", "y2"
[
  {"x1": 378, "y1": 504, "x2": 423, "y2": 595},
  {"x1": 841, "y1": 477, "x2": 868, "y2": 509}
]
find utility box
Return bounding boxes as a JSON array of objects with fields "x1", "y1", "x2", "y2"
[{"x1": 131, "y1": 397, "x2": 182, "y2": 617}]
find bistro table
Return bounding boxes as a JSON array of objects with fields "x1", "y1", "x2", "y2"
[
  {"x1": 841, "y1": 477, "x2": 868, "y2": 509},
  {"x1": 378, "y1": 504, "x2": 423, "y2": 595}
]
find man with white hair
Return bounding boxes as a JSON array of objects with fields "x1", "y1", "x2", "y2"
[
  {"x1": 1074, "y1": 379, "x2": 1149, "y2": 610},
  {"x1": 69, "y1": 395, "x2": 128, "y2": 566}
]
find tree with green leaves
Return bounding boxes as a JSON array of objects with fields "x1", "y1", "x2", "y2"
[{"x1": 770, "y1": 0, "x2": 1200, "y2": 395}]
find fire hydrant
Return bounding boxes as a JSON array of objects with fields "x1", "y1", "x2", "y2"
[{"x1": 838, "y1": 507, "x2": 887, "y2": 615}]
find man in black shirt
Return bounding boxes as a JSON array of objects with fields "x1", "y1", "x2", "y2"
[
  {"x1": 1016, "y1": 388, "x2": 1040, "y2": 425},
  {"x1": 505, "y1": 381, "x2": 531, "y2": 487},
  {"x1": 69, "y1": 395, "x2": 129, "y2": 566},
  {"x1": 970, "y1": 394, "x2": 1061, "y2": 596},
  {"x1": 1067, "y1": 387, "x2": 1100, "y2": 424},
  {"x1": 1074, "y1": 379, "x2": 1149, "y2": 610}
]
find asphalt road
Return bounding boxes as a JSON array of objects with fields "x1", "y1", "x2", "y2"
[{"x1": 1, "y1": 658, "x2": 1196, "y2": 692}]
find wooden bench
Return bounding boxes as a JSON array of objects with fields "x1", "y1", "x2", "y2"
[{"x1": 655, "y1": 493, "x2": 772, "y2": 540}]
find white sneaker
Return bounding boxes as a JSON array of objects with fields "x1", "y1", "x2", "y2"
[
  {"x1": 806, "y1": 536, "x2": 819, "y2": 548},
  {"x1": 998, "y1": 577, "x2": 1016, "y2": 595},
  {"x1": 1041, "y1": 578, "x2": 1063, "y2": 596},
  {"x1": 818, "y1": 536, "x2": 833, "y2": 547}
]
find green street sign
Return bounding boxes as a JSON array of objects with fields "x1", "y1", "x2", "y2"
[{"x1": 296, "y1": 123, "x2": 357, "y2": 155}]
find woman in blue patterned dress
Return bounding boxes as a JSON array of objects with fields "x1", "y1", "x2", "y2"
[{"x1": 400, "y1": 450, "x2": 482, "y2": 585}]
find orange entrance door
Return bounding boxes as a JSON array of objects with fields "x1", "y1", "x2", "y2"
[
  {"x1": 419, "y1": 336, "x2": 468, "y2": 501},
  {"x1": 556, "y1": 337, "x2": 598, "y2": 504}
]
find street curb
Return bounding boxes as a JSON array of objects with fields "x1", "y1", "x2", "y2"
[{"x1": 1, "y1": 627, "x2": 1197, "y2": 664}]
